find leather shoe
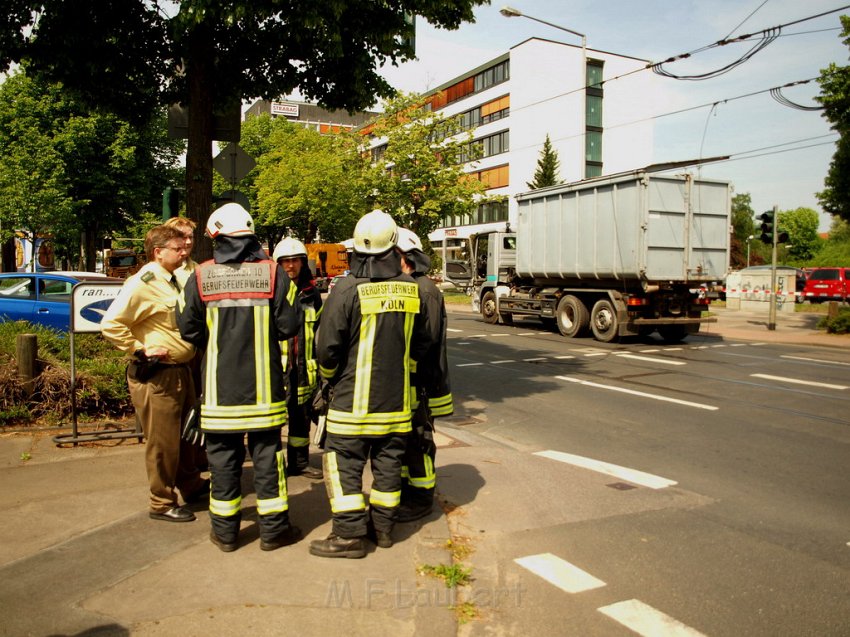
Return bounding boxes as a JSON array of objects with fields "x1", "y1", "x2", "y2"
[
  {"x1": 260, "y1": 525, "x2": 302, "y2": 551},
  {"x1": 396, "y1": 502, "x2": 434, "y2": 523},
  {"x1": 149, "y1": 506, "x2": 196, "y2": 523},
  {"x1": 184, "y1": 478, "x2": 211, "y2": 504},
  {"x1": 290, "y1": 466, "x2": 324, "y2": 480},
  {"x1": 366, "y1": 520, "x2": 393, "y2": 548},
  {"x1": 210, "y1": 530, "x2": 238, "y2": 552},
  {"x1": 309, "y1": 534, "x2": 367, "y2": 559}
]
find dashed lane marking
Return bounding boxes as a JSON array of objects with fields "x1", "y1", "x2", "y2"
[
  {"x1": 554, "y1": 355, "x2": 576, "y2": 359},
  {"x1": 514, "y1": 553, "x2": 606, "y2": 594},
  {"x1": 523, "y1": 357, "x2": 548, "y2": 362},
  {"x1": 534, "y1": 450, "x2": 678, "y2": 489},
  {"x1": 598, "y1": 599, "x2": 707, "y2": 637},
  {"x1": 517, "y1": 332, "x2": 536, "y2": 336},
  {"x1": 492, "y1": 360, "x2": 515, "y2": 364},
  {"x1": 782, "y1": 354, "x2": 850, "y2": 366},
  {"x1": 615, "y1": 353, "x2": 686, "y2": 366},
  {"x1": 456, "y1": 363, "x2": 483, "y2": 367},
  {"x1": 751, "y1": 373, "x2": 848, "y2": 390},
  {"x1": 556, "y1": 375, "x2": 718, "y2": 411},
  {"x1": 446, "y1": 328, "x2": 463, "y2": 333}
]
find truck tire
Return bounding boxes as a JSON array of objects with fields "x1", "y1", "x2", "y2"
[
  {"x1": 556, "y1": 295, "x2": 589, "y2": 338},
  {"x1": 481, "y1": 291, "x2": 499, "y2": 324},
  {"x1": 590, "y1": 299, "x2": 619, "y2": 342}
]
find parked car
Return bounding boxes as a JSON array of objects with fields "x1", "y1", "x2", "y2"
[
  {"x1": 737, "y1": 265, "x2": 807, "y2": 303},
  {"x1": 0, "y1": 271, "x2": 121, "y2": 331},
  {"x1": 802, "y1": 267, "x2": 849, "y2": 303}
]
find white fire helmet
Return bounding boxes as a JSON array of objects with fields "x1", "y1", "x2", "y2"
[
  {"x1": 206, "y1": 203, "x2": 255, "y2": 239},
  {"x1": 395, "y1": 227, "x2": 423, "y2": 253},
  {"x1": 272, "y1": 237, "x2": 307, "y2": 261},
  {"x1": 353, "y1": 209, "x2": 398, "y2": 255}
]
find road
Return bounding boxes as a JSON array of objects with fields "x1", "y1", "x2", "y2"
[{"x1": 441, "y1": 311, "x2": 850, "y2": 636}]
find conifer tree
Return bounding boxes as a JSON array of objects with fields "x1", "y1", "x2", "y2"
[{"x1": 527, "y1": 134, "x2": 563, "y2": 189}]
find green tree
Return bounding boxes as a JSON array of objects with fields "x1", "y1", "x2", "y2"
[
  {"x1": 0, "y1": 70, "x2": 183, "y2": 270},
  {"x1": 2, "y1": 0, "x2": 487, "y2": 259},
  {"x1": 811, "y1": 217, "x2": 850, "y2": 265},
  {"x1": 816, "y1": 15, "x2": 850, "y2": 221},
  {"x1": 364, "y1": 93, "x2": 486, "y2": 236},
  {"x1": 251, "y1": 117, "x2": 364, "y2": 245},
  {"x1": 778, "y1": 207, "x2": 821, "y2": 262},
  {"x1": 527, "y1": 134, "x2": 563, "y2": 189},
  {"x1": 730, "y1": 192, "x2": 757, "y2": 268}
]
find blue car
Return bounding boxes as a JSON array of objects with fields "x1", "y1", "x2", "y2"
[{"x1": 0, "y1": 271, "x2": 123, "y2": 331}]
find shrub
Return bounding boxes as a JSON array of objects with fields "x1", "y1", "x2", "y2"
[{"x1": 817, "y1": 309, "x2": 850, "y2": 334}]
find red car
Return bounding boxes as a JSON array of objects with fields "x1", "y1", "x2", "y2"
[{"x1": 802, "y1": 267, "x2": 849, "y2": 303}]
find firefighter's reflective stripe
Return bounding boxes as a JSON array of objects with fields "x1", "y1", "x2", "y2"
[
  {"x1": 352, "y1": 313, "x2": 376, "y2": 416},
  {"x1": 320, "y1": 362, "x2": 337, "y2": 378},
  {"x1": 205, "y1": 307, "x2": 220, "y2": 405},
  {"x1": 302, "y1": 306, "x2": 319, "y2": 395},
  {"x1": 428, "y1": 393, "x2": 454, "y2": 417},
  {"x1": 210, "y1": 494, "x2": 241, "y2": 517},
  {"x1": 257, "y1": 450, "x2": 289, "y2": 514},
  {"x1": 254, "y1": 305, "x2": 271, "y2": 404},
  {"x1": 286, "y1": 279, "x2": 297, "y2": 305},
  {"x1": 288, "y1": 435, "x2": 309, "y2": 448},
  {"x1": 326, "y1": 410, "x2": 412, "y2": 436},
  {"x1": 280, "y1": 340, "x2": 290, "y2": 373},
  {"x1": 201, "y1": 403, "x2": 288, "y2": 431},
  {"x1": 325, "y1": 451, "x2": 366, "y2": 513},
  {"x1": 407, "y1": 454, "x2": 436, "y2": 489},
  {"x1": 369, "y1": 488, "x2": 401, "y2": 508}
]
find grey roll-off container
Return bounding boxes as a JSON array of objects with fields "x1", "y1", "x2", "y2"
[{"x1": 514, "y1": 171, "x2": 731, "y2": 287}]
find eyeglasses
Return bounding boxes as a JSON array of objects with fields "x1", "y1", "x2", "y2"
[{"x1": 159, "y1": 244, "x2": 186, "y2": 252}]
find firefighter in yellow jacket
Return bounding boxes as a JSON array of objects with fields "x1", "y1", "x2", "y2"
[
  {"x1": 310, "y1": 210, "x2": 433, "y2": 559},
  {"x1": 395, "y1": 228, "x2": 453, "y2": 523},
  {"x1": 177, "y1": 203, "x2": 302, "y2": 552}
]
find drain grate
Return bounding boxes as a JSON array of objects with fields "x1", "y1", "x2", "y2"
[{"x1": 607, "y1": 482, "x2": 638, "y2": 491}]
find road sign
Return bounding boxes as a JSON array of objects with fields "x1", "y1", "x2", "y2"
[
  {"x1": 214, "y1": 142, "x2": 256, "y2": 184},
  {"x1": 71, "y1": 281, "x2": 124, "y2": 333}
]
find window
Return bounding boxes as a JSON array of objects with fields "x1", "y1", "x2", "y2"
[
  {"x1": 0, "y1": 277, "x2": 34, "y2": 299},
  {"x1": 586, "y1": 60, "x2": 604, "y2": 89},
  {"x1": 585, "y1": 130, "x2": 602, "y2": 163},
  {"x1": 586, "y1": 94, "x2": 603, "y2": 128}
]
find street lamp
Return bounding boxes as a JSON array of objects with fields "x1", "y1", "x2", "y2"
[
  {"x1": 500, "y1": 6, "x2": 587, "y2": 178},
  {"x1": 746, "y1": 234, "x2": 755, "y2": 267}
]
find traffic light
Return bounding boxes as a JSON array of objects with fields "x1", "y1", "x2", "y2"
[
  {"x1": 759, "y1": 211, "x2": 774, "y2": 244},
  {"x1": 759, "y1": 210, "x2": 789, "y2": 244},
  {"x1": 162, "y1": 186, "x2": 180, "y2": 220}
]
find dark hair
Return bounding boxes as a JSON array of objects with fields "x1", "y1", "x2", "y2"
[{"x1": 144, "y1": 225, "x2": 185, "y2": 261}]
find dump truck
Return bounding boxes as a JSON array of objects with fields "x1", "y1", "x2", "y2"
[{"x1": 470, "y1": 171, "x2": 731, "y2": 342}]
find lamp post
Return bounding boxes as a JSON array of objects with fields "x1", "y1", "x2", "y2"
[
  {"x1": 746, "y1": 234, "x2": 755, "y2": 267},
  {"x1": 500, "y1": 6, "x2": 587, "y2": 179}
]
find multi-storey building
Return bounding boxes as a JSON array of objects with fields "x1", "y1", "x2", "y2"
[{"x1": 397, "y1": 37, "x2": 657, "y2": 273}]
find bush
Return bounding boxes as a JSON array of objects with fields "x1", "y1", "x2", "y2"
[
  {"x1": 0, "y1": 322, "x2": 132, "y2": 427},
  {"x1": 817, "y1": 308, "x2": 850, "y2": 334}
]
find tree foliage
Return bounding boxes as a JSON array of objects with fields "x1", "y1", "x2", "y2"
[
  {"x1": 816, "y1": 15, "x2": 850, "y2": 222},
  {"x1": 364, "y1": 93, "x2": 487, "y2": 236},
  {"x1": 779, "y1": 207, "x2": 821, "y2": 262},
  {"x1": 730, "y1": 192, "x2": 757, "y2": 268},
  {"x1": 811, "y1": 217, "x2": 850, "y2": 266},
  {"x1": 526, "y1": 134, "x2": 562, "y2": 189},
  {"x1": 0, "y1": 69, "x2": 183, "y2": 270},
  {"x1": 1, "y1": 0, "x2": 487, "y2": 259}
]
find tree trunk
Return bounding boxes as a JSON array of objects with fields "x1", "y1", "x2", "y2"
[
  {"x1": 186, "y1": 24, "x2": 215, "y2": 262},
  {"x1": 1, "y1": 236, "x2": 16, "y2": 273}
]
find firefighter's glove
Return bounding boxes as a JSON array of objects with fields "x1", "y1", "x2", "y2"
[{"x1": 181, "y1": 401, "x2": 205, "y2": 447}]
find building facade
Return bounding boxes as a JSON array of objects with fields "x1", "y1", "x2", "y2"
[
  {"x1": 399, "y1": 37, "x2": 657, "y2": 272},
  {"x1": 245, "y1": 98, "x2": 378, "y2": 132}
]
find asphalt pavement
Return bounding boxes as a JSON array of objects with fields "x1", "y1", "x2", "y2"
[{"x1": 0, "y1": 303, "x2": 847, "y2": 637}]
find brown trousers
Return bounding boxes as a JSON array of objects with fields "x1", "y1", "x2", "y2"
[{"x1": 128, "y1": 364, "x2": 204, "y2": 513}]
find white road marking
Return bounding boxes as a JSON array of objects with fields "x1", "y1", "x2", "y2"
[
  {"x1": 598, "y1": 599, "x2": 707, "y2": 637},
  {"x1": 456, "y1": 363, "x2": 483, "y2": 367},
  {"x1": 665, "y1": 347, "x2": 683, "y2": 352},
  {"x1": 584, "y1": 352, "x2": 608, "y2": 357},
  {"x1": 751, "y1": 373, "x2": 848, "y2": 390},
  {"x1": 751, "y1": 342, "x2": 767, "y2": 346},
  {"x1": 730, "y1": 343, "x2": 747, "y2": 347},
  {"x1": 446, "y1": 328, "x2": 463, "y2": 333},
  {"x1": 456, "y1": 342, "x2": 470, "y2": 345},
  {"x1": 514, "y1": 553, "x2": 606, "y2": 593},
  {"x1": 690, "y1": 345, "x2": 709, "y2": 350},
  {"x1": 782, "y1": 354, "x2": 850, "y2": 367},
  {"x1": 517, "y1": 332, "x2": 536, "y2": 336},
  {"x1": 615, "y1": 353, "x2": 686, "y2": 366},
  {"x1": 524, "y1": 357, "x2": 547, "y2": 362},
  {"x1": 491, "y1": 333, "x2": 510, "y2": 337},
  {"x1": 467, "y1": 334, "x2": 488, "y2": 338},
  {"x1": 556, "y1": 375, "x2": 718, "y2": 411},
  {"x1": 492, "y1": 360, "x2": 515, "y2": 364},
  {"x1": 554, "y1": 355, "x2": 576, "y2": 359},
  {"x1": 535, "y1": 449, "x2": 678, "y2": 489},
  {"x1": 639, "y1": 349, "x2": 661, "y2": 353}
]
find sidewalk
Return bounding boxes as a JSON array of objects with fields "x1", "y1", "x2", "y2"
[{"x1": 0, "y1": 304, "x2": 847, "y2": 636}]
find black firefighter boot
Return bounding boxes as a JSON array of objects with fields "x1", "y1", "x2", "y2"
[
  {"x1": 287, "y1": 445, "x2": 323, "y2": 479},
  {"x1": 309, "y1": 534, "x2": 367, "y2": 559}
]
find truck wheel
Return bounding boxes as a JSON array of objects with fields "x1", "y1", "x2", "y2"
[
  {"x1": 590, "y1": 299, "x2": 619, "y2": 342},
  {"x1": 658, "y1": 325, "x2": 687, "y2": 343},
  {"x1": 556, "y1": 295, "x2": 589, "y2": 338},
  {"x1": 500, "y1": 311, "x2": 514, "y2": 326},
  {"x1": 481, "y1": 291, "x2": 499, "y2": 324}
]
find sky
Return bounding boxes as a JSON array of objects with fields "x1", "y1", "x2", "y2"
[{"x1": 378, "y1": 0, "x2": 848, "y2": 232}]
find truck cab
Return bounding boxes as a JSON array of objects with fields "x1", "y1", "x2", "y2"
[{"x1": 470, "y1": 229, "x2": 518, "y2": 324}]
